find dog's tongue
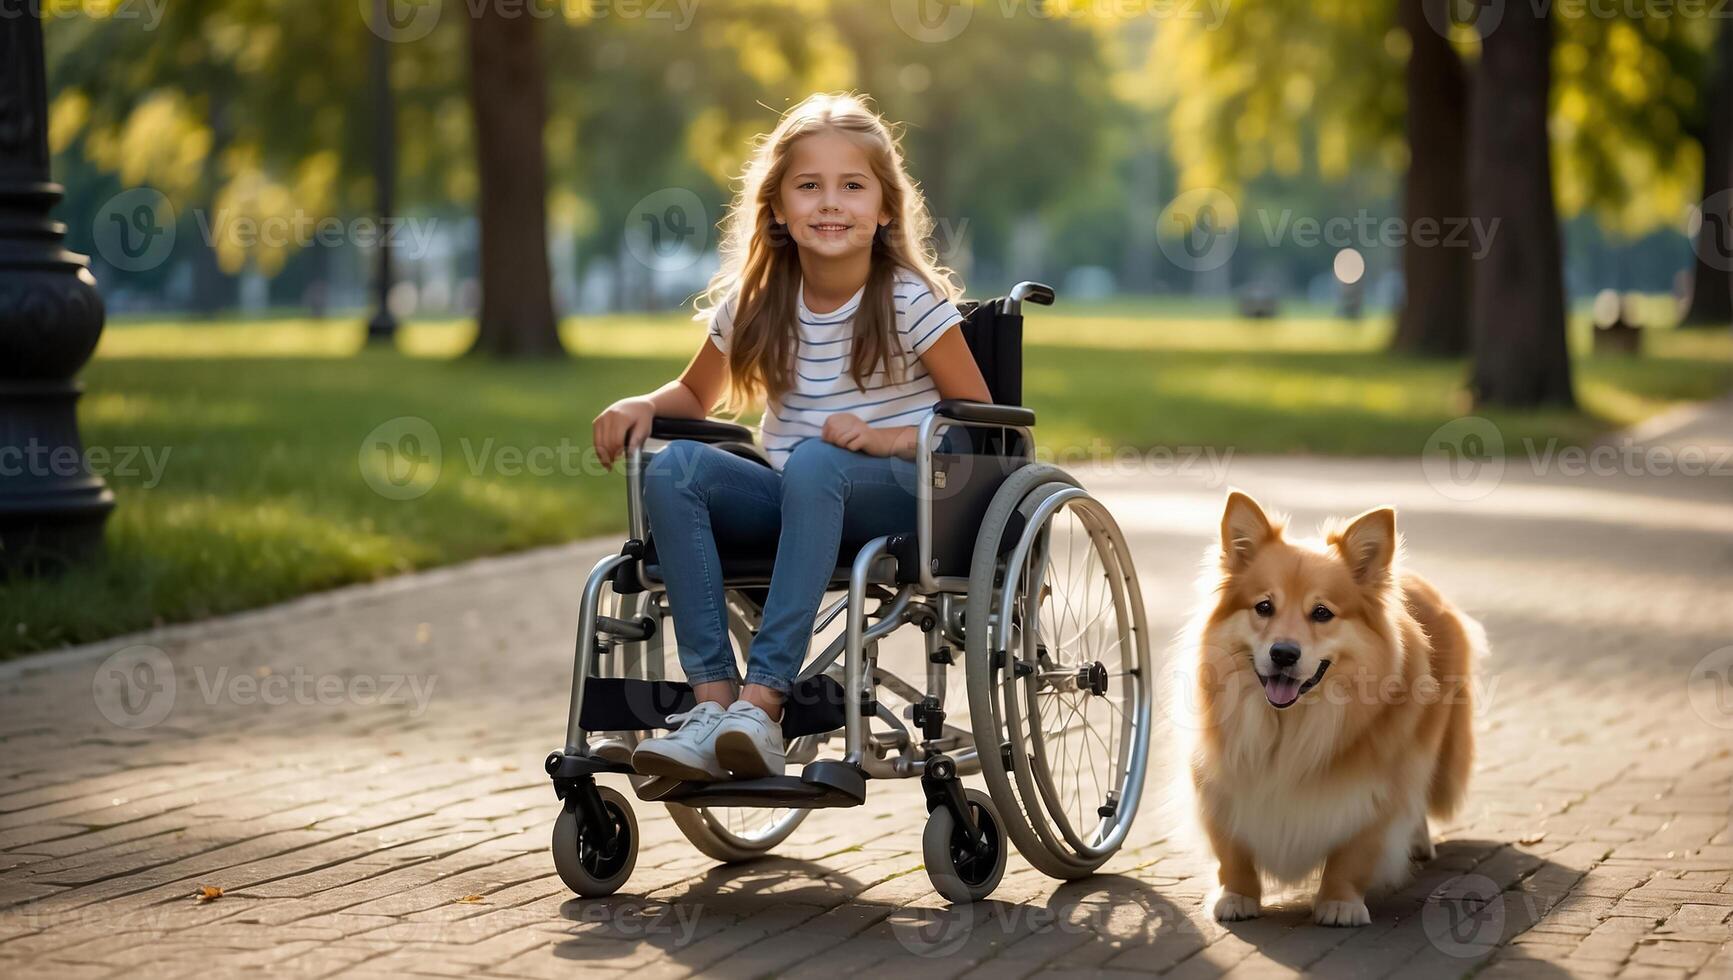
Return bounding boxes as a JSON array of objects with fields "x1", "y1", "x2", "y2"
[{"x1": 1262, "y1": 674, "x2": 1302, "y2": 707}]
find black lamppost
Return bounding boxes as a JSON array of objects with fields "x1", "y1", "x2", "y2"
[
  {"x1": 0, "y1": 0, "x2": 114, "y2": 571},
  {"x1": 366, "y1": 0, "x2": 399, "y2": 344}
]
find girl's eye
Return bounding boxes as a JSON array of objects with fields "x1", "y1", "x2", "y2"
[
  {"x1": 798, "y1": 181, "x2": 817, "y2": 190},
  {"x1": 1311, "y1": 605, "x2": 1334, "y2": 623},
  {"x1": 1254, "y1": 599, "x2": 1274, "y2": 617},
  {"x1": 847, "y1": 181, "x2": 863, "y2": 190}
]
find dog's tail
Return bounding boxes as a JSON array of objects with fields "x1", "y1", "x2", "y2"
[{"x1": 1428, "y1": 611, "x2": 1487, "y2": 819}]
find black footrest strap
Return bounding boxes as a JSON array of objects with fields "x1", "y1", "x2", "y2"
[{"x1": 579, "y1": 675, "x2": 846, "y2": 739}]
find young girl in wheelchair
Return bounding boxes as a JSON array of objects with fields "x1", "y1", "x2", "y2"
[{"x1": 590, "y1": 92, "x2": 993, "y2": 783}]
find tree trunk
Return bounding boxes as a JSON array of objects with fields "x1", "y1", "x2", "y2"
[
  {"x1": 1390, "y1": 0, "x2": 1472, "y2": 356},
  {"x1": 190, "y1": 89, "x2": 233, "y2": 317},
  {"x1": 463, "y1": 4, "x2": 562, "y2": 358},
  {"x1": 1467, "y1": 4, "x2": 1574, "y2": 408},
  {"x1": 1680, "y1": 19, "x2": 1732, "y2": 328}
]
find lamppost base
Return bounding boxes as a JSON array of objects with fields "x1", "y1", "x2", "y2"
[{"x1": 0, "y1": 382, "x2": 116, "y2": 573}]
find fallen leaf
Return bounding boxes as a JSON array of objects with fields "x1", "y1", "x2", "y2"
[
  {"x1": 1518, "y1": 832, "x2": 1547, "y2": 845},
  {"x1": 455, "y1": 894, "x2": 486, "y2": 904},
  {"x1": 195, "y1": 885, "x2": 224, "y2": 902},
  {"x1": 501, "y1": 763, "x2": 519, "y2": 772}
]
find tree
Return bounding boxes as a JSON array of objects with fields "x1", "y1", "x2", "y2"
[
  {"x1": 1389, "y1": 0, "x2": 1471, "y2": 356},
  {"x1": 1681, "y1": 19, "x2": 1731, "y2": 327},
  {"x1": 1467, "y1": 5, "x2": 1573, "y2": 408},
  {"x1": 462, "y1": 4, "x2": 560, "y2": 358}
]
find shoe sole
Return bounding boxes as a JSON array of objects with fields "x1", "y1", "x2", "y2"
[
  {"x1": 633, "y1": 775, "x2": 686, "y2": 801},
  {"x1": 631, "y1": 751, "x2": 723, "y2": 783},
  {"x1": 715, "y1": 729, "x2": 784, "y2": 779}
]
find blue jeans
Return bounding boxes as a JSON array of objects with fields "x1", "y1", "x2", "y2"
[{"x1": 641, "y1": 438, "x2": 920, "y2": 693}]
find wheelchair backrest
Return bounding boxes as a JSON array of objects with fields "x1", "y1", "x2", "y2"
[{"x1": 955, "y1": 300, "x2": 1023, "y2": 407}]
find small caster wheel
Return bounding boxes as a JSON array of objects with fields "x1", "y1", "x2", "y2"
[
  {"x1": 923, "y1": 787, "x2": 1006, "y2": 903},
  {"x1": 551, "y1": 785, "x2": 638, "y2": 897}
]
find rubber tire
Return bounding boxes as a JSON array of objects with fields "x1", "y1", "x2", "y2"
[
  {"x1": 667, "y1": 801, "x2": 805, "y2": 864},
  {"x1": 963, "y1": 464, "x2": 1107, "y2": 880},
  {"x1": 923, "y1": 788, "x2": 1008, "y2": 904},
  {"x1": 551, "y1": 785, "x2": 638, "y2": 897}
]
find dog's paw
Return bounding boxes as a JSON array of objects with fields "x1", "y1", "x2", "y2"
[
  {"x1": 1210, "y1": 888, "x2": 1261, "y2": 922},
  {"x1": 1313, "y1": 899, "x2": 1371, "y2": 927},
  {"x1": 1409, "y1": 838, "x2": 1437, "y2": 862}
]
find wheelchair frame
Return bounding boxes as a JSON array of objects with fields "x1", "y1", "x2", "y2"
[{"x1": 545, "y1": 282, "x2": 1152, "y2": 903}]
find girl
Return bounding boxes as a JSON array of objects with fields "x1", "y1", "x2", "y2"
[{"x1": 590, "y1": 92, "x2": 992, "y2": 782}]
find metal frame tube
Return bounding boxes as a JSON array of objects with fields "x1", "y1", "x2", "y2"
[
  {"x1": 564, "y1": 551, "x2": 637, "y2": 754},
  {"x1": 843, "y1": 536, "x2": 893, "y2": 766}
]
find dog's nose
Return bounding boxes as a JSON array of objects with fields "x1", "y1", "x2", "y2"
[{"x1": 1269, "y1": 642, "x2": 1301, "y2": 669}]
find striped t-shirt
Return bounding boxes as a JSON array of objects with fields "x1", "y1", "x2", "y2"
[{"x1": 707, "y1": 266, "x2": 966, "y2": 470}]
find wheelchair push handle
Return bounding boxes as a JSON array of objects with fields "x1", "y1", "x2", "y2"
[{"x1": 1002, "y1": 281, "x2": 1055, "y2": 315}]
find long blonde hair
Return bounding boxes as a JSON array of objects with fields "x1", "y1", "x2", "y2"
[{"x1": 696, "y1": 92, "x2": 963, "y2": 413}]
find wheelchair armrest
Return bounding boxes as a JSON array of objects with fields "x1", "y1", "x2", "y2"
[
  {"x1": 650, "y1": 416, "x2": 755, "y2": 445},
  {"x1": 934, "y1": 400, "x2": 1036, "y2": 428}
]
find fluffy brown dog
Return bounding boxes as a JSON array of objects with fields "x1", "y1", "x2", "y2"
[{"x1": 1189, "y1": 491, "x2": 1482, "y2": 926}]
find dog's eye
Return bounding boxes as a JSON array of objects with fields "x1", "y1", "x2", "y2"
[
  {"x1": 1311, "y1": 605, "x2": 1334, "y2": 623},
  {"x1": 1254, "y1": 599, "x2": 1274, "y2": 617}
]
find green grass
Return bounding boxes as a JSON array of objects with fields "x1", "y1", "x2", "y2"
[{"x1": 2, "y1": 306, "x2": 1727, "y2": 657}]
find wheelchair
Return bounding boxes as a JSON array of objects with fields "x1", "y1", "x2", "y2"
[{"x1": 545, "y1": 282, "x2": 1153, "y2": 903}]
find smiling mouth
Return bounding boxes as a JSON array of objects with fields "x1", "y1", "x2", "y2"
[
  {"x1": 811, "y1": 223, "x2": 851, "y2": 234},
  {"x1": 1257, "y1": 660, "x2": 1331, "y2": 709}
]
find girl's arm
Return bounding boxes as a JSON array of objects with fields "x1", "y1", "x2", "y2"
[
  {"x1": 823, "y1": 327, "x2": 992, "y2": 461},
  {"x1": 593, "y1": 338, "x2": 730, "y2": 470}
]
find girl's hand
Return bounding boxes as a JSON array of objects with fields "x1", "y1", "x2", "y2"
[
  {"x1": 821, "y1": 412, "x2": 884, "y2": 455},
  {"x1": 593, "y1": 396, "x2": 657, "y2": 470}
]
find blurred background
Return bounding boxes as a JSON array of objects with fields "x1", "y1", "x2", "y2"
[{"x1": 1, "y1": 0, "x2": 1729, "y2": 653}]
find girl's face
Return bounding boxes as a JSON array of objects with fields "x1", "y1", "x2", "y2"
[{"x1": 772, "y1": 131, "x2": 891, "y2": 260}]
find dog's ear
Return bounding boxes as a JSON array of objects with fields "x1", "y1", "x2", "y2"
[
  {"x1": 1221, "y1": 491, "x2": 1277, "y2": 570},
  {"x1": 1337, "y1": 507, "x2": 1397, "y2": 584}
]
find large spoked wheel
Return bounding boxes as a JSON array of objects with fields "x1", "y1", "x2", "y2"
[
  {"x1": 552, "y1": 785, "x2": 638, "y2": 897},
  {"x1": 923, "y1": 788, "x2": 1008, "y2": 904},
  {"x1": 612, "y1": 589, "x2": 813, "y2": 862},
  {"x1": 965, "y1": 465, "x2": 1152, "y2": 879}
]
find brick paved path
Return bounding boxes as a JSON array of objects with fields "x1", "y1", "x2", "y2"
[{"x1": 3, "y1": 405, "x2": 1731, "y2": 978}]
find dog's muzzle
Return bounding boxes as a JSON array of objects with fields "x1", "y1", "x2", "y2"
[{"x1": 1257, "y1": 659, "x2": 1331, "y2": 709}]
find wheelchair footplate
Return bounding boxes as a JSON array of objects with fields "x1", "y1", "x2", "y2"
[{"x1": 547, "y1": 674, "x2": 864, "y2": 808}]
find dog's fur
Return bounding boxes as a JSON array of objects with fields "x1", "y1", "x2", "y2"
[{"x1": 1188, "y1": 491, "x2": 1482, "y2": 927}]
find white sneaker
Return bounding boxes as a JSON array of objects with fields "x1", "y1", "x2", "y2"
[
  {"x1": 631, "y1": 702, "x2": 728, "y2": 782},
  {"x1": 590, "y1": 735, "x2": 634, "y2": 766},
  {"x1": 713, "y1": 700, "x2": 786, "y2": 779}
]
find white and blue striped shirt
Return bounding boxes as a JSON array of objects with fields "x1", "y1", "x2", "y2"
[{"x1": 707, "y1": 266, "x2": 966, "y2": 470}]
